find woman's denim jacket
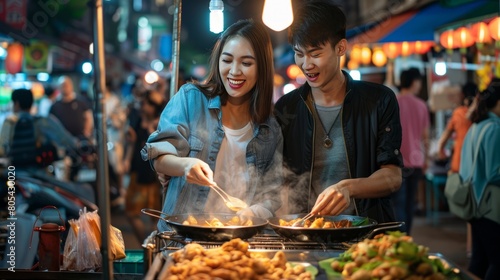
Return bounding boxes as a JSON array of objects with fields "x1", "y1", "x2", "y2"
[{"x1": 141, "y1": 84, "x2": 283, "y2": 231}]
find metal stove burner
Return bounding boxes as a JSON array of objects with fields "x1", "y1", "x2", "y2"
[{"x1": 154, "y1": 231, "x2": 352, "y2": 252}]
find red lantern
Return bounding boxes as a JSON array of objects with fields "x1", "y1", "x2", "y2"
[
  {"x1": 470, "y1": 22, "x2": 492, "y2": 44},
  {"x1": 400, "y1": 41, "x2": 414, "y2": 57},
  {"x1": 488, "y1": 17, "x2": 500, "y2": 60},
  {"x1": 440, "y1": 30, "x2": 455, "y2": 50},
  {"x1": 350, "y1": 45, "x2": 361, "y2": 63},
  {"x1": 5, "y1": 43, "x2": 24, "y2": 74},
  {"x1": 453, "y1": 27, "x2": 475, "y2": 49},
  {"x1": 382, "y1": 42, "x2": 401, "y2": 59},
  {"x1": 360, "y1": 46, "x2": 372, "y2": 65},
  {"x1": 372, "y1": 48, "x2": 387, "y2": 67},
  {"x1": 488, "y1": 16, "x2": 500, "y2": 41},
  {"x1": 470, "y1": 22, "x2": 491, "y2": 62},
  {"x1": 414, "y1": 41, "x2": 434, "y2": 54}
]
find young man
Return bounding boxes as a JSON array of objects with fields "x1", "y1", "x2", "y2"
[{"x1": 274, "y1": 0, "x2": 403, "y2": 223}]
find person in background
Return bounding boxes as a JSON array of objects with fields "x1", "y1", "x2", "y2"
[
  {"x1": 0, "y1": 88, "x2": 79, "y2": 164},
  {"x1": 459, "y1": 80, "x2": 500, "y2": 280},
  {"x1": 124, "y1": 89, "x2": 166, "y2": 243},
  {"x1": 141, "y1": 19, "x2": 283, "y2": 232},
  {"x1": 390, "y1": 67, "x2": 430, "y2": 234},
  {"x1": 104, "y1": 79, "x2": 128, "y2": 207},
  {"x1": 437, "y1": 82, "x2": 478, "y2": 173},
  {"x1": 50, "y1": 76, "x2": 93, "y2": 140},
  {"x1": 37, "y1": 86, "x2": 58, "y2": 117},
  {"x1": 274, "y1": 0, "x2": 403, "y2": 223},
  {"x1": 50, "y1": 76, "x2": 94, "y2": 181},
  {"x1": 437, "y1": 82, "x2": 478, "y2": 257}
]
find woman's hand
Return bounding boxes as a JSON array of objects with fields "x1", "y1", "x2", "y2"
[
  {"x1": 157, "y1": 172, "x2": 170, "y2": 187},
  {"x1": 311, "y1": 183, "x2": 351, "y2": 216},
  {"x1": 154, "y1": 154, "x2": 215, "y2": 187},
  {"x1": 181, "y1": 158, "x2": 215, "y2": 187}
]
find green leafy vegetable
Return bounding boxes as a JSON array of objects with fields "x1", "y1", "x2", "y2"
[
  {"x1": 351, "y1": 217, "x2": 369, "y2": 226},
  {"x1": 319, "y1": 231, "x2": 464, "y2": 279}
]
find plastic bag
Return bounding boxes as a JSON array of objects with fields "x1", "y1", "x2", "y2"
[
  {"x1": 77, "y1": 212, "x2": 102, "y2": 270},
  {"x1": 62, "y1": 219, "x2": 79, "y2": 270},
  {"x1": 85, "y1": 210, "x2": 126, "y2": 260},
  {"x1": 62, "y1": 208, "x2": 126, "y2": 271}
]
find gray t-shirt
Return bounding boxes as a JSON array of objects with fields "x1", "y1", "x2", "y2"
[{"x1": 311, "y1": 102, "x2": 354, "y2": 214}]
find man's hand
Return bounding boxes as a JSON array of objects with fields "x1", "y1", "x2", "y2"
[{"x1": 311, "y1": 183, "x2": 351, "y2": 215}]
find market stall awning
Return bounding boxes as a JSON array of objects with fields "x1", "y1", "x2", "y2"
[
  {"x1": 349, "y1": 10, "x2": 417, "y2": 45},
  {"x1": 346, "y1": 22, "x2": 378, "y2": 39},
  {"x1": 435, "y1": 0, "x2": 500, "y2": 32},
  {"x1": 378, "y1": 0, "x2": 492, "y2": 43},
  {"x1": 349, "y1": 0, "x2": 495, "y2": 45}
]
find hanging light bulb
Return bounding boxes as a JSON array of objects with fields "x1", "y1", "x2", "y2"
[
  {"x1": 209, "y1": 0, "x2": 224, "y2": 34},
  {"x1": 262, "y1": 0, "x2": 293, "y2": 32}
]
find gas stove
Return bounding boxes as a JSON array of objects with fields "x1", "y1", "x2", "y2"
[{"x1": 153, "y1": 229, "x2": 353, "y2": 252}]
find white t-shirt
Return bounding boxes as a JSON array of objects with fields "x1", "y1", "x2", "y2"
[{"x1": 205, "y1": 122, "x2": 253, "y2": 213}]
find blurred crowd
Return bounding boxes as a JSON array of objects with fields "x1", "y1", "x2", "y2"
[{"x1": 0, "y1": 74, "x2": 179, "y2": 244}]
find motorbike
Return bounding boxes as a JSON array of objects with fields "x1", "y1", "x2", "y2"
[{"x1": 0, "y1": 159, "x2": 98, "y2": 270}]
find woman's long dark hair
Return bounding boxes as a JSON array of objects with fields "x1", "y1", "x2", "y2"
[
  {"x1": 470, "y1": 79, "x2": 500, "y2": 123},
  {"x1": 193, "y1": 19, "x2": 275, "y2": 124}
]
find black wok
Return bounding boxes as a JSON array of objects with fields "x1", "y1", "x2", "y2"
[
  {"x1": 268, "y1": 214, "x2": 404, "y2": 243},
  {"x1": 142, "y1": 209, "x2": 268, "y2": 242}
]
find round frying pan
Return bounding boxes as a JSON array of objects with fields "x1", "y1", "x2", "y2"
[
  {"x1": 142, "y1": 209, "x2": 268, "y2": 242},
  {"x1": 268, "y1": 214, "x2": 403, "y2": 243}
]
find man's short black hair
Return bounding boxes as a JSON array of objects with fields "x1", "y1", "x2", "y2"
[
  {"x1": 11, "y1": 88, "x2": 34, "y2": 110},
  {"x1": 399, "y1": 67, "x2": 422, "y2": 89},
  {"x1": 288, "y1": 0, "x2": 346, "y2": 48}
]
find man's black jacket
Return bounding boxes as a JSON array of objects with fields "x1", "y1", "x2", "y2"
[{"x1": 274, "y1": 71, "x2": 403, "y2": 223}]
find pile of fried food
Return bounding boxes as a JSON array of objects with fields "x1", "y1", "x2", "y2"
[
  {"x1": 182, "y1": 215, "x2": 253, "y2": 227},
  {"x1": 163, "y1": 238, "x2": 312, "y2": 280},
  {"x1": 329, "y1": 231, "x2": 460, "y2": 280},
  {"x1": 279, "y1": 217, "x2": 353, "y2": 228}
]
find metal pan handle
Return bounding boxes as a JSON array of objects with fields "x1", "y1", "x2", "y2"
[
  {"x1": 142, "y1": 208, "x2": 170, "y2": 222},
  {"x1": 368, "y1": 221, "x2": 405, "y2": 239}
]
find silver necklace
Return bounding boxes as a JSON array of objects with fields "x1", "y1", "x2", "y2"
[{"x1": 312, "y1": 94, "x2": 341, "y2": 149}]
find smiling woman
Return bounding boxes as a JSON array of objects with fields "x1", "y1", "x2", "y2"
[{"x1": 141, "y1": 18, "x2": 283, "y2": 233}]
